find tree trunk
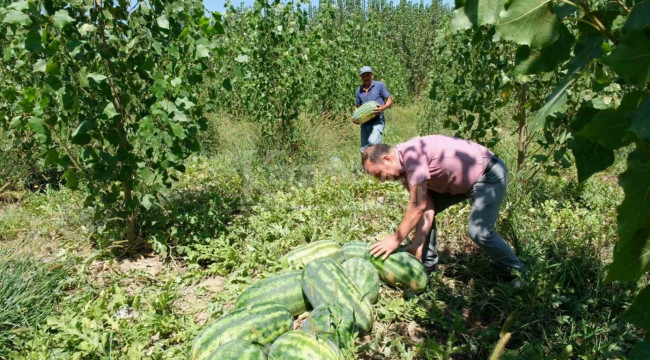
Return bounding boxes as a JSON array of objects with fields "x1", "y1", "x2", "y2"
[{"x1": 517, "y1": 82, "x2": 527, "y2": 173}]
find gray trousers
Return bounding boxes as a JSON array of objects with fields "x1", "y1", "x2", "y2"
[
  {"x1": 421, "y1": 158, "x2": 523, "y2": 271},
  {"x1": 360, "y1": 115, "x2": 385, "y2": 153}
]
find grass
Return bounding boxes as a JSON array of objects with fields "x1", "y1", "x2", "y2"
[{"x1": 0, "y1": 103, "x2": 646, "y2": 359}]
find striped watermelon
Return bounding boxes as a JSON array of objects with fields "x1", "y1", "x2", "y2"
[
  {"x1": 341, "y1": 241, "x2": 370, "y2": 261},
  {"x1": 353, "y1": 101, "x2": 379, "y2": 124},
  {"x1": 284, "y1": 240, "x2": 342, "y2": 268},
  {"x1": 301, "y1": 258, "x2": 374, "y2": 333},
  {"x1": 302, "y1": 303, "x2": 356, "y2": 349},
  {"x1": 204, "y1": 340, "x2": 265, "y2": 360},
  {"x1": 268, "y1": 330, "x2": 341, "y2": 360},
  {"x1": 369, "y1": 251, "x2": 428, "y2": 294},
  {"x1": 236, "y1": 271, "x2": 310, "y2": 316},
  {"x1": 191, "y1": 302, "x2": 292, "y2": 360},
  {"x1": 342, "y1": 258, "x2": 380, "y2": 304}
]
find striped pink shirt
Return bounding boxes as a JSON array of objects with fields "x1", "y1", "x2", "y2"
[{"x1": 395, "y1": 135, "x2": 493, "y2": 194}]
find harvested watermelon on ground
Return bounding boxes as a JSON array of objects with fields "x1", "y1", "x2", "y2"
[
  {"x1": 353, "y1": 101, "x2": 380, "y2": 124},
  {"x1": 191, "y1": 302, "x2": 292, "y2": 360},
  {"x1": 369, "y1": 250, "x2": 428, "y2": 294},
  {"x1": 236, "y1": 271, "x2": 310, "y2": 316},
  {"x1": 302, "y1": 302, "x2": 357, "y2": 349},
  {"x1": 301, "y1": 257, "x2": 374, "y2": 333},
  {"x1": 341, "y1": 241, "x2": 370, "y2": 261},
  {"x1": 203, "y1": 340, "x2": 265, "y2": 360},
  {"x1": 268, "y1": 330, "x2": 342, "y2": 360},
  {"x1": 342, "y1": 258, "x2": 380, "y2": 304},
  {"x1": 283, "y1": 240, "x2": 342, "y2": 268}
]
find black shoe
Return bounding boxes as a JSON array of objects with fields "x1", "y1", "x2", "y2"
[{"x1": 425, "y1": 263, "x2": 439, "y2": 275}]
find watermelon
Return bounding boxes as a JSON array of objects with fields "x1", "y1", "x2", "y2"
[
  {"x1": 342, "y1": 258, "x2": 380, "y2": 304},
  {"x1": 301, "y1": 258, "x2": 374, "y2": 333},
  {"x1": 284, "y1": 240, "x2": 341, "y2": 268},
  {"x1": 353, "y1": 101, "x2": 379, "y2": 124},
  {"x1": 191, "y1": 302, "x2": 292, "y2": 360},
  {"x1": 236, "y1": 271, "x2": 310, "y2": 316},
  {"x1": 204, "y1": 340, "x2": 265, "y2": 360},
  {"x1": 341, "y1": 241, "x2": 370, "y2": 261},
  {"x1": 302, "y1": 303, "x2": 356, "y2": 349},
  {"x1": 369, "y1": 251, "x2": 428, "y2": 294},
  {"x1": 268, "y1": 330, "x2": 341, "y2": 360}
]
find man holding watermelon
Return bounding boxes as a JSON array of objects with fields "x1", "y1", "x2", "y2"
[
  {"x1": 362, "y1": 136, "x2": 525, "y2": 282},
  {"x1": 353, "y1": 66, "x2": 393, "y2": 153}
]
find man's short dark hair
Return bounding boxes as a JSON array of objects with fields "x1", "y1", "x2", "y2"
[{"x1": 362, "y1": 144, "x2": 392, "y2": 166}]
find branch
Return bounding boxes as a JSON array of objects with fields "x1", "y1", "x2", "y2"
[
  {"x1": 575, "y1": 0, "x2": 619, "y2": 44},
  {"x1": 612, "y1": 0, "x2": 630, "y2": 14}
]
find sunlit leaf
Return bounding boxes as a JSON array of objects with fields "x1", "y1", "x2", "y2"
[
  {"x1": 2, "y1": 10, "x2": 31, "y2": 26},
  {"x1": 496, "y1": 0, "x2": 560, "y2": 48},
  {"x1": 451, "y1": 0, "x2": 505, "y2": 31},
  {"x1": 52, "y1": 9, "x2": 74, "y2": 29}
]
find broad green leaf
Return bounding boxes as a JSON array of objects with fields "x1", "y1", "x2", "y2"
[
  {"x1": 512, "y1": 25, "x2": 573, "y2": 75},
  {"x1": 71, "y1": 120, "x2": 93, "y2": 145},
  {"x1": 25, "y1": 30, "x2": 44, "y2": 53},
  {"x1": 27, "y1": 117, "x2": 46, "y2": 134},
  {"x1": 529, "y1": 76, "x2": 573, "y2": 132},
  {"x1": 629, "y1": 96, "x2": 650, "y2": 142},
  {"x1": 8, "y1": 0, "x2": 29, "y2": 10},
  {"x1": 87, "y1": 73, "x2": 107, "y2": 83},
  {"x1": 33, "y1": 59, "x2": 47, "y2": 73},
  {"x1": 576, "y1": 92, "x2": 645, "y2": 149},
  {"x1": 629, "y1": 340, "x2": 650, "y2": 360},
  {"x1": 222, "y1": 78, "x2": 232, "y2": 91},
  {"x1": 2, "y1": 10, "x2": 31, "y2": 26},
  {"x1": 621, "y1": 284, "x2": 650, "y2": 331},
  {"x1": 607, "y1": 153, "x2": 650, "y2": 282},
  {"x1": 140, "y1": 194, "x2": 155, "y2": 210},
  {"x1": 601, "y1": 31, "x2": 650, "y2": 88},
  {"x1": 104, "y1": 102, "x2": 118, "y2": 118},
  {"x1": 496, "y1": 0, "x2": 560, "y2": 48},
  {"x1": 62, "y1": 168, "x2": 79, "y2": 189},
  {"x1": 568, "y1": 35, "x2": 604, "y2": 74},
  {"x1": 571, "y1": 137, "x2": 614, "y2": 183},
  {"x1": 52, "y1": 9, "x2": 74, "y2": 29},
  {"x1": 623, "y1": 1, "x2": 650, "y2": 32},
  {"x1": 195, "y1": 44, "x2": 210, "y2": 59},
  {"x1": 235, "y1": 54, "x2": 249, "y2": 63},
  {"x1": 451, "y1": 0, "x2": 505, "y2": 32},
  {"x1": 157, "y1": 15, "x2": 169, "y2": 29},
  {"x1": 78, "y1": 23, "x2": 97, "y2": 36}
]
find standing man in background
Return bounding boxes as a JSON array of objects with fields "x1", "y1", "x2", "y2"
[{"x1": 354, "y1": 66, "x2": 393, "y2": 153}]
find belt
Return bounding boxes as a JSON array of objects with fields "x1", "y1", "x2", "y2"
[{"x1": 483, "y1": 156, "x2": 499, "y2": 175}]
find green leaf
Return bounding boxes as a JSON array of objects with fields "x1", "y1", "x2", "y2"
[
  {"x1": 222, "y1": 78, "x2": 232, "y2": 92},
  {"x1": 235, "y1": 54, "x2": 249, "y2": 63},
  {"x1": 629, "y1": 96, "x2": 650, "y2": 142},
  {"x1": 103, "y1": 102, "x2": 118, "y2": 118},
  {"x1": 607, "y1": 153, "x2": 650, "y2": 282},
  {"x1": 52, "y1": 9, "x2": 74, "y2": 29},
  {"x1": 27, "y1": 117, "x2": 46, "y2": 134},
  {"x1": 62, "y1": 168, "x2": 79, "y2": 189},
  {"x1": 33, "y1": 59, "x2": 47, "y2": 73},
  {"x1": 601, "y1": 31, "x2": 650, "y2": 88},
  {"x1": 623, "y1": 1, "x2": 650, "y2": 32},
  {"x1": 451, "y1": 0, "x2": 505, "y2": 31},
  {"x1": 78, "y1": 23, "x2": 97, "y2": 36},
  {"x1": 140, "y1": 194, "x2": 155, "y2": 210},
  {"x1": 87, "y1": 73, "x2": 107, "y2": 83},
  {"x1": 629, "y1": 340, "x2": 650, "y2": 360},
  {"x1": 621, "y1": 284, "x2": 650, "y2": 331},
  {"x1": 157, "y1": 15, "x2": 169, "y2": 29},
  {"x1": 2, "y1": 10, "x2": 32, "y2": 26},
  {"x1": 496, "y1": 0, "x2": 560, "y2": 48},
  {"x1": 529, "y1": 75, "x2": 574, "y2": 132},
  {"x1": 512, "y1": 25, "x2": 573, "y2": 75},
  {"x1": 571, "y1": 137, "x2": 614, "y2": 183},
  {"x1": 9, "y1": 1, "x2": 29, "y2": 10},
  {"x1": 195, "y1": 44, "x2": 210, "y2": 59},
  {"x1": 71, "y1": 120, "x2": 93, "y2": 145},
  {"x1": 568, "y1": 35, "x2": 604, "y2": 74},
  {"x1": 25, "y1": 30, "x2": 44, "y2": 53}
]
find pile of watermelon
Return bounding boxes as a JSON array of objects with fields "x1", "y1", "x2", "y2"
[{"x1": 191, "y1": 240, "x2": 429, "y2": 360}]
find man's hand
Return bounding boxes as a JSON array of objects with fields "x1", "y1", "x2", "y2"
[
  {"x1": 351, "y1": 117, "x2": 359, "y2": 125},
  {"x1": 369, "y1": 233, "x2": 401, "y2": 261},
  {"x1": 372, "y1": 104, "x2": 384, "y2": 115}
]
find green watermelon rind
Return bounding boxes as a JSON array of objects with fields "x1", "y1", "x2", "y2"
[
  {"x1": 268, "y1": 330, "x2": 342, "y2": 360},
  {"x1": 204, "y1": 340, "x2": 266, "y2": 360},
  {"x1": 236, "y1": 271, "x2": 310, "y2": 316},
  {"x1": 368, "y1": 251, "x2": 428, "y2": 294},
  {"x1": 342, "y1": 258, "x2": 380, "y2": 304},
  {"x1": 353, "y1": 101, "x2": 380, "y2": 124},
  {"x1": 341, "y1": 241, "x2": 370, "y2": 261},
  {"x1": 283, "y1": 240, "x2": 342, "y2": 268},
  {"x1": 302, "y1": 302, "x2": 357, "y2": 349},
  {"x1": 191, "y1": 302, "x2": 292, "y2": 360},
  {"x1": 301, "y1": 258, "x2": 374, "y2": 334}
]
